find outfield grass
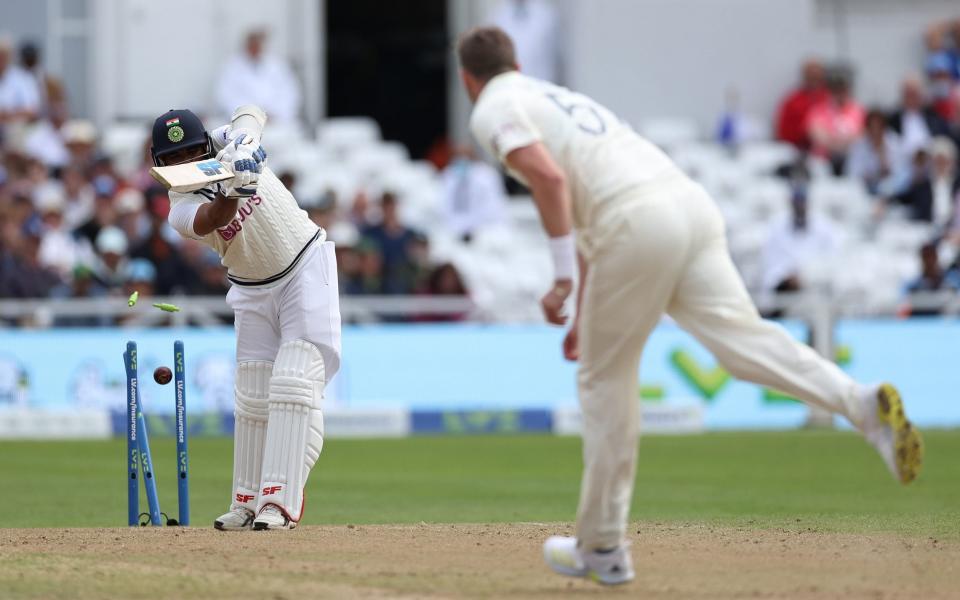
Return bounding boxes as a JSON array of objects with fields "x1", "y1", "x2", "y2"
[{"x1": 5, "y1": 430, "x2": 959, "y2": 536}]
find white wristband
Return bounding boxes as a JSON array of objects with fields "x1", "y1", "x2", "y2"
[{"x1": 548, "y1": 234, "x2": 576, "y2": 281}]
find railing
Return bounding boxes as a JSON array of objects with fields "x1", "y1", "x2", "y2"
[{"x1": 0, "y1": 295, "x2": 479, "y2": 327}]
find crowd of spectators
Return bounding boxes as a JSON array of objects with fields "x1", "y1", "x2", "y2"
[
  {"x1": 0, "y1": 31, "x2": 472, "y2": 324},
  {"x1": 4, "y1": 15, "x2": 960, "y2": 322},
  {"x1": 767, "y1": 18, "x2": 960, "y2": 313}
]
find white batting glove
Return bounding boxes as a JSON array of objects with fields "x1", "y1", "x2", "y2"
[
  {"x1": 215, "y1": 159, "x2": 259, "y2": 198},
  {"x1": 217, "y1": 132, "x2": 267, "y2": 174}
]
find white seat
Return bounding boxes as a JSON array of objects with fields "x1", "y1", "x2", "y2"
[
  {"x1": 317, "y1": 117, "x2": 381, "y2": 154},
  {"x1": 640, "y1": 117, "x2": 700, "y2": 150}
]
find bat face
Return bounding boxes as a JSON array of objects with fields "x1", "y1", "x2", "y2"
[{"x1": 150, "y1": 159, "x2": 234, "y2": 193}]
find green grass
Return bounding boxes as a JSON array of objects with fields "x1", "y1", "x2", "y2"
[{"x1": 5, "y1": 430, "x2": 959, "y2": 536}]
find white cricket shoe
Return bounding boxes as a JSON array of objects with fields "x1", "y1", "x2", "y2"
[
  {"x1": 860, "y1": 383, "x2": 923, "y2": 485},
  {"x1": 253, "y1": 505, "x2": 297, "y2": 531},
  {"x1": 213, "y1": 506, "x2": 255, "y2": 531},
  {"x1": 543, "y1": 536, "x2": 634, "y2": 585}
]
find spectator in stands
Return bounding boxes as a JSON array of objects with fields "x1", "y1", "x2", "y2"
[
  {"x1": 344, "y1": 239, "x2": 383, "y2": 295},
  {"x1": 441, "y1": 145, "x2": 508, "y2": 242},
  {"x1": 902, "y1": 243, "x2": 960, "y2": 316},
  {"x1": 416, "y1": 262, "x2": 470, "y2": 322},
  {"x1": 122, "y1": 258, "x2": 157, "y2": 301},
  {"x1": 75, "y1": 175, "x2": 117, "y2": 245},
  {"x1": 926, "y1": 52, "x2": 959, "y2": 124},
  {"x1": 806, "y1": 65, "x2": 864, "y2": 174},
  {"x1": 893, "y1": 139, "x2": 960, "y2": 225},
  {"x1": 888, "y1": 76, "x2": 949, "y2": 158},
  {"x1": 926, "y1": 19, "x2": 960, "y2": 81},
  {"x1": 761, "y1": 185, "x2": 839, "y2": 296},
  {"x1": 215, "y1": 29, "x2": 301, "y2": 124},
  {"x1": 34, "y1": 182, "x2": 86, "y2": 281},
  {"x1": 360, "y1": 192, "x2": 420, "y2": 294},
  {"x1": 0, "y1": 36, "x2": 40, "y2": 124},
  {"x1": 18, "y1": 41, "x2": 67, "y2": 120},
  {"x1": 60, "y1": 164, "x2": 94, "y2": 229},
  {"x1": 846, "y1": 108, "x2": 905, "y2": 196},
  {"x1": 91, "y1": 226, "x2": 128, "y2": 293},
  {"x1": 115, "y1": 187, "x2": 147, "y2": 247},
  {"x1": 775, "y1": 59, "x2": 828, "y2": 150},
  {"x1": 305, "y1": 190, "x2": 337, "y2": 231},
  {"x1": 61, "y1": 119, "x2": 98, "y2": 168},
  {"x1": 130, "y1": 187, "x2": 196, "y2": 295},
  {"x1": 946, "y1": 97, "x2": 960, "y2": 157},
  {"x1": 490, "y1": 0, "x2": 563, "y2": 84},
  {"x1": 0, "y1": 218, "x2": 58, "y2": 299}
]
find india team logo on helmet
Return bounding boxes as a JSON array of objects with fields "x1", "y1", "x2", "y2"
[{"x1": 165, "y1": 116, "x2": 185, "y2": 142}]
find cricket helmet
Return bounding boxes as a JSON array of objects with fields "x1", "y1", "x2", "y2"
[{"x1": 150, "y1": 109, "x2": 212, "y2": 166}]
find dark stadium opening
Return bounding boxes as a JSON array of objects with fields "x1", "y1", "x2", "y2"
[{"x1": 326, "y1": 0, "x2": 449, "y2": 160}]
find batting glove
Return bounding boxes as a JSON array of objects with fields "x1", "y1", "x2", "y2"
[{"x1": 218, "y1": 133, "x2": 267, "y2": 174}]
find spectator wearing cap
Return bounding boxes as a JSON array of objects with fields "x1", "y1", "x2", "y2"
[
  {"x1": 214, "y1": 29, "x2": 301, "y2": 124},
  {"x1": 131, "y1": 186, "x2": 197, "y2": 295},
  {"x1": 115, "y1": 187, "x2": 147, "y2": 247},
  {"x1": 806, "y1": 65, "x2": 865, "y2": 174},
  {"x1": 888, "y1": 76, "x2": 949, "y2": 158},
  {"x1": 92, "y1": 226, "x2": 128, "y2": 292},
  {"x1": 846, "y1": 109, "x2": 906, "y2": 196},
  {"x1": 343, "y1": 239, "x2": 383, "y2": 296},
  {"x1": 61, "y1": 119, "x2": 97, "y2": 167},
  {"x1": 75, "y1": 175, "x2": 118, "y2": 245},
  {"x1": 123, "y1": 258, "x2": 157, "y2": 300},
  {"x1": 34, "y1": 182, "x2": 88, "y2": 280},
  {"x1": 775, "y1": 59, "x2": 829, "y2": 149},
  {"x1": 360, "y1": 192, "x2": 422, "y2": 294}
]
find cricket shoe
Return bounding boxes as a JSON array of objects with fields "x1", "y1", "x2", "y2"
[
  {"x1": 860, "y1": 383, "x2": 923, "y2": 485},
  {"x1": 213, "y1": 506, "x2": 255, "y2": 531},
  {"x1": 543, "y1": 536, "x2": 634, "y2": 585},
  {"x1": 253, "y1": 506, "x2": 297, "y2": 531}
]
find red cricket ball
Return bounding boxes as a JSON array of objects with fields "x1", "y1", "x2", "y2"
[{"x1": 154, "y1": 366, "x2": 173, "y2": 385}]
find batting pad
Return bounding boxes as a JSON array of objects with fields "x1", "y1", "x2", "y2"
[
  {"x1": 232, "y1": 361, "x2": 272, "y2": 512},
  {"x1": 258, "y1": 339, "x2": 325, "y2": 521}
]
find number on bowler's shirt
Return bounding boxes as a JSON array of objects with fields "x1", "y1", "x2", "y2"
[{"x1": 545, "y1": 92, "x2": 608, "y2": 135}]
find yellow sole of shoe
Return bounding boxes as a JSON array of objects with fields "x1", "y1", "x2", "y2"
[{"x1": 877, "y1": 383, "x2": 924, "y2": 485}]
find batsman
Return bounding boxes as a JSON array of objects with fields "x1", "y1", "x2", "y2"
[
  {"x1": 151, "y1": 106, "x2": 341, "y2": 531},
  {"x1": 457, "y1": 27, "x2": 923, "y2": 584}
]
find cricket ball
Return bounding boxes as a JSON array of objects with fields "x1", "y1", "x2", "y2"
[{"x1": 154, "y1": 366, "x2": 173, "y2": 385}]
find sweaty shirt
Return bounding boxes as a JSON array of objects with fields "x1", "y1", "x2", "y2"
[
  {"x1": 469, "y1": 71, "x2": 678, "y2": 234},
  {"x1": 167, "y1": 125, "x2": 321, "y2": 287}
]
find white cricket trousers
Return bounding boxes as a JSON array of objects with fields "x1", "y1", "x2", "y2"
[
  {"x1": 574, "y1": 171, "x2": 863, "y2": 550},
  {"x1": 228, "y1": 241, "x2": 342, "y2": 373}
]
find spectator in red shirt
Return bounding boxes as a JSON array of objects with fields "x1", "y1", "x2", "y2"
[
  {"x1": 806, "y1": 66, "x2": 865, "y2": 174},
  {"x1": 775, "y1": 59, "x2": 828, "y2": 149}
]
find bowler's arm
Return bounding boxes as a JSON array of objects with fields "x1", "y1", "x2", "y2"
[{"x1": 504, "y1": 142, "x2": 576, "y2": 323}]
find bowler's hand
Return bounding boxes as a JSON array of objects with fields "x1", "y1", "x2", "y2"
[
  {"x1": 541, "y1": 279, "x2": 573, "y2": 325},
  {"x1": 562, "y1": 320, "x2": 580, "y2": 361}
]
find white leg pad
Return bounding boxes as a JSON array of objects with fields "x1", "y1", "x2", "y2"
[
  {"x1": 231, "y1": 360, "x2": 272, "y2": 512},
  {"x1": 257, "y1": 339, "x2": 325, "y2": 521}
]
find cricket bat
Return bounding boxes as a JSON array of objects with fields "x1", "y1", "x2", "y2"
[{"x1": 149, "y1": 159, "x2": 234, "y2": 193}]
